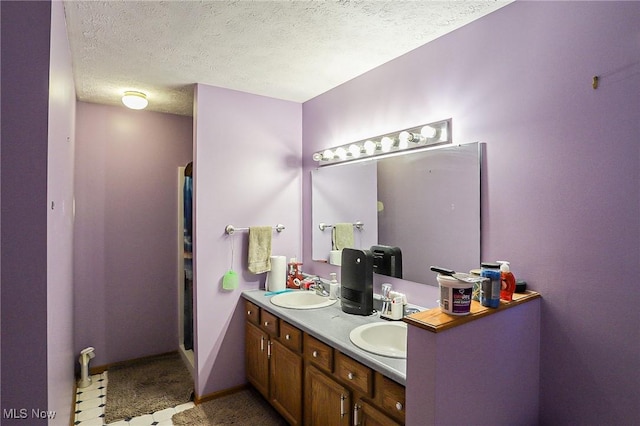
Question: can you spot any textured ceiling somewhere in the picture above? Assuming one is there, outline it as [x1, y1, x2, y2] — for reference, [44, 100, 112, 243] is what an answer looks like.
[64, 1, 511, 116]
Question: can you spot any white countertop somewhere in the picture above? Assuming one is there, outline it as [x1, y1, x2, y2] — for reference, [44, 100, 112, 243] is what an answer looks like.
[242, 289, 407, 385]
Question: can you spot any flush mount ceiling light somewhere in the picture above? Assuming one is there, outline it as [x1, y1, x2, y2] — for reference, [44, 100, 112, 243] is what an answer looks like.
[312, 118, 452, 166]
[121, 91, 148, 110]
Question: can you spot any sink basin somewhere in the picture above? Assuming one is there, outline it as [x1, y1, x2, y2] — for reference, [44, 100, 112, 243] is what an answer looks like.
[349, 322, 407, 359]
[270, 291, 337, 310]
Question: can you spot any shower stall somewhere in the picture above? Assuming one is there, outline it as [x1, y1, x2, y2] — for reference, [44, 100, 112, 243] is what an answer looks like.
[177, 163, 194, 372]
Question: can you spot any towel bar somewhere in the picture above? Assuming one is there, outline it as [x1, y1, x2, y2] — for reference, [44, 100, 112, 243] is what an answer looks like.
[225, 224, 285, 235]
[318, 221, 364, 231]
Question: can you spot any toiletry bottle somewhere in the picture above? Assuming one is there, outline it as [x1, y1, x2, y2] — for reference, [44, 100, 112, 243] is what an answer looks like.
[498, 261, 516, 302]
[480, 262, 501, 308]
[329, 273, 339, 300]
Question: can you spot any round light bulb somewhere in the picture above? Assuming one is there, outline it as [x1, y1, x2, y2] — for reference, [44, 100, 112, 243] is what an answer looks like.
[421, 125, 437, 139]
[348, 144, 361, 158]
[335, 147, 348, 160]
[312, 152, 323, 161]
[122, 91, 148, 110]
[364, 140, 376, 155]
[381, 136, 394, 153]
[322, 149, 334, 160]
[398, 131, 410, 149]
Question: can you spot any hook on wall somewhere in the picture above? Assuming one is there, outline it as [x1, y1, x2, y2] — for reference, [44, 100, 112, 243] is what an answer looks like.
[592, 75, 599, 90]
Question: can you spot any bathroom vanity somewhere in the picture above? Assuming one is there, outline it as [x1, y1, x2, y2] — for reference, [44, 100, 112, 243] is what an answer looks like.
[243, 290, 407, 425]
[243, 289, 541, 426]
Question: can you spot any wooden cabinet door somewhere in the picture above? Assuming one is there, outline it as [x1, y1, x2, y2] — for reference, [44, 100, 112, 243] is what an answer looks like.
[356, 399, 402, 426]
[270, 339, 303, 425]
[305, 365, 351, 426]
[245, 321, 269, 398]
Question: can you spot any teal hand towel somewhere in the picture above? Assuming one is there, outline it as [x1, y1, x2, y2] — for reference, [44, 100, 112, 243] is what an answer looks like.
[248, 226, 272, 274]
[332, 223, 354, 250]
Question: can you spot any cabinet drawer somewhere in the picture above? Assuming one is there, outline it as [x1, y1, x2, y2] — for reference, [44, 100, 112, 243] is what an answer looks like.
[279, 321, 302, 353]
[304, 334, 333, 373]
[357, 399, 402, 426]
[376, 373, 406, 423]
[260, 309, 279, 335]
[335, 352, 373, 397]
[245, 300, 260, 325]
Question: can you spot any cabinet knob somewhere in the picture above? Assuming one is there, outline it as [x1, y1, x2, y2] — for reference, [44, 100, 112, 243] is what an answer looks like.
[312, 350, 318, 358]
[264, 321, 269, 326]
[285, 334, 291, 340]
[396, 402, 403, 411]
[347, 372, 354, 380]
[247, 310, 252, 315]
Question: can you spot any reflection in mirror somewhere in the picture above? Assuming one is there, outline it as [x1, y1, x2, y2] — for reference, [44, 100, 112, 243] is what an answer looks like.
[311, 163, 378, 263]
[311, 142, 481, 285]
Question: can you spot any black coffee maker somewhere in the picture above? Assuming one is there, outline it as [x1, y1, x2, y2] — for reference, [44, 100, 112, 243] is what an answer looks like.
[340, 248, 374, 315]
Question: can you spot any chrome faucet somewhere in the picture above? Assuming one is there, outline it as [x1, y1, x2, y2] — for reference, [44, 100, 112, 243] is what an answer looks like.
[309, 277, 329, 297]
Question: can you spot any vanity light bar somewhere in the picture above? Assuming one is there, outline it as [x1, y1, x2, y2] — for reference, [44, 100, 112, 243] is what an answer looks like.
[313, 118, 452, 165]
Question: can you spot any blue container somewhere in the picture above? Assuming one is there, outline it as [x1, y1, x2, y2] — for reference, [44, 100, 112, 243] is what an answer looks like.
[480, 269, 501, 308]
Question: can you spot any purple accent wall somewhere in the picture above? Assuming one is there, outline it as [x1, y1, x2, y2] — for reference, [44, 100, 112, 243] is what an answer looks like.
[1, 1, 52, 422]
[47, 1, 77, 423]
[303, 2, 640, 424]
[74, 102, 193, 366]
[193, 84, 302, 397]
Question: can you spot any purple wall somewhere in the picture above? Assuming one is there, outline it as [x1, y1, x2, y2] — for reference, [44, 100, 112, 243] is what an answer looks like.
[1, 1, 52, 422]
[302, 2, 640, 424]
[47, 1, 77, 424]
[193, 84, 302, 397]
[74, 102, 193, 366]
[407, 300, 541, 425]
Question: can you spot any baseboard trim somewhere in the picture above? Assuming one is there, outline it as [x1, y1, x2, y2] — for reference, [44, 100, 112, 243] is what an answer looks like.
[194, 383, 249, 405]
[88, 350, 179, 375]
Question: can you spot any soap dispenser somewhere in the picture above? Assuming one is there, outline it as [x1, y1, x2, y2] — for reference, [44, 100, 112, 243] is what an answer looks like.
[329, 272, 339, 300]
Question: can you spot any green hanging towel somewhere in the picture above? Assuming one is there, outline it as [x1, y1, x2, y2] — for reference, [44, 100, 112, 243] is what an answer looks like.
[248, 226, 272, 274]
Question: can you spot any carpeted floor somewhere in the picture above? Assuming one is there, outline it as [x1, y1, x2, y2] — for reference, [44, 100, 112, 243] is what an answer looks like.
[172, 388, 287, 425]
[104, 352, 193, 424]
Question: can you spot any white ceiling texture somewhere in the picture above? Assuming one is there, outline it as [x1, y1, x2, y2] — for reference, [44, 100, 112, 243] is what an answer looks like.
[63, 1, 511, 116]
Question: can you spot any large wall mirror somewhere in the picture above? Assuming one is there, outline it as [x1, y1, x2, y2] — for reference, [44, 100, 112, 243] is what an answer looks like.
[311, 142, 482, 285]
